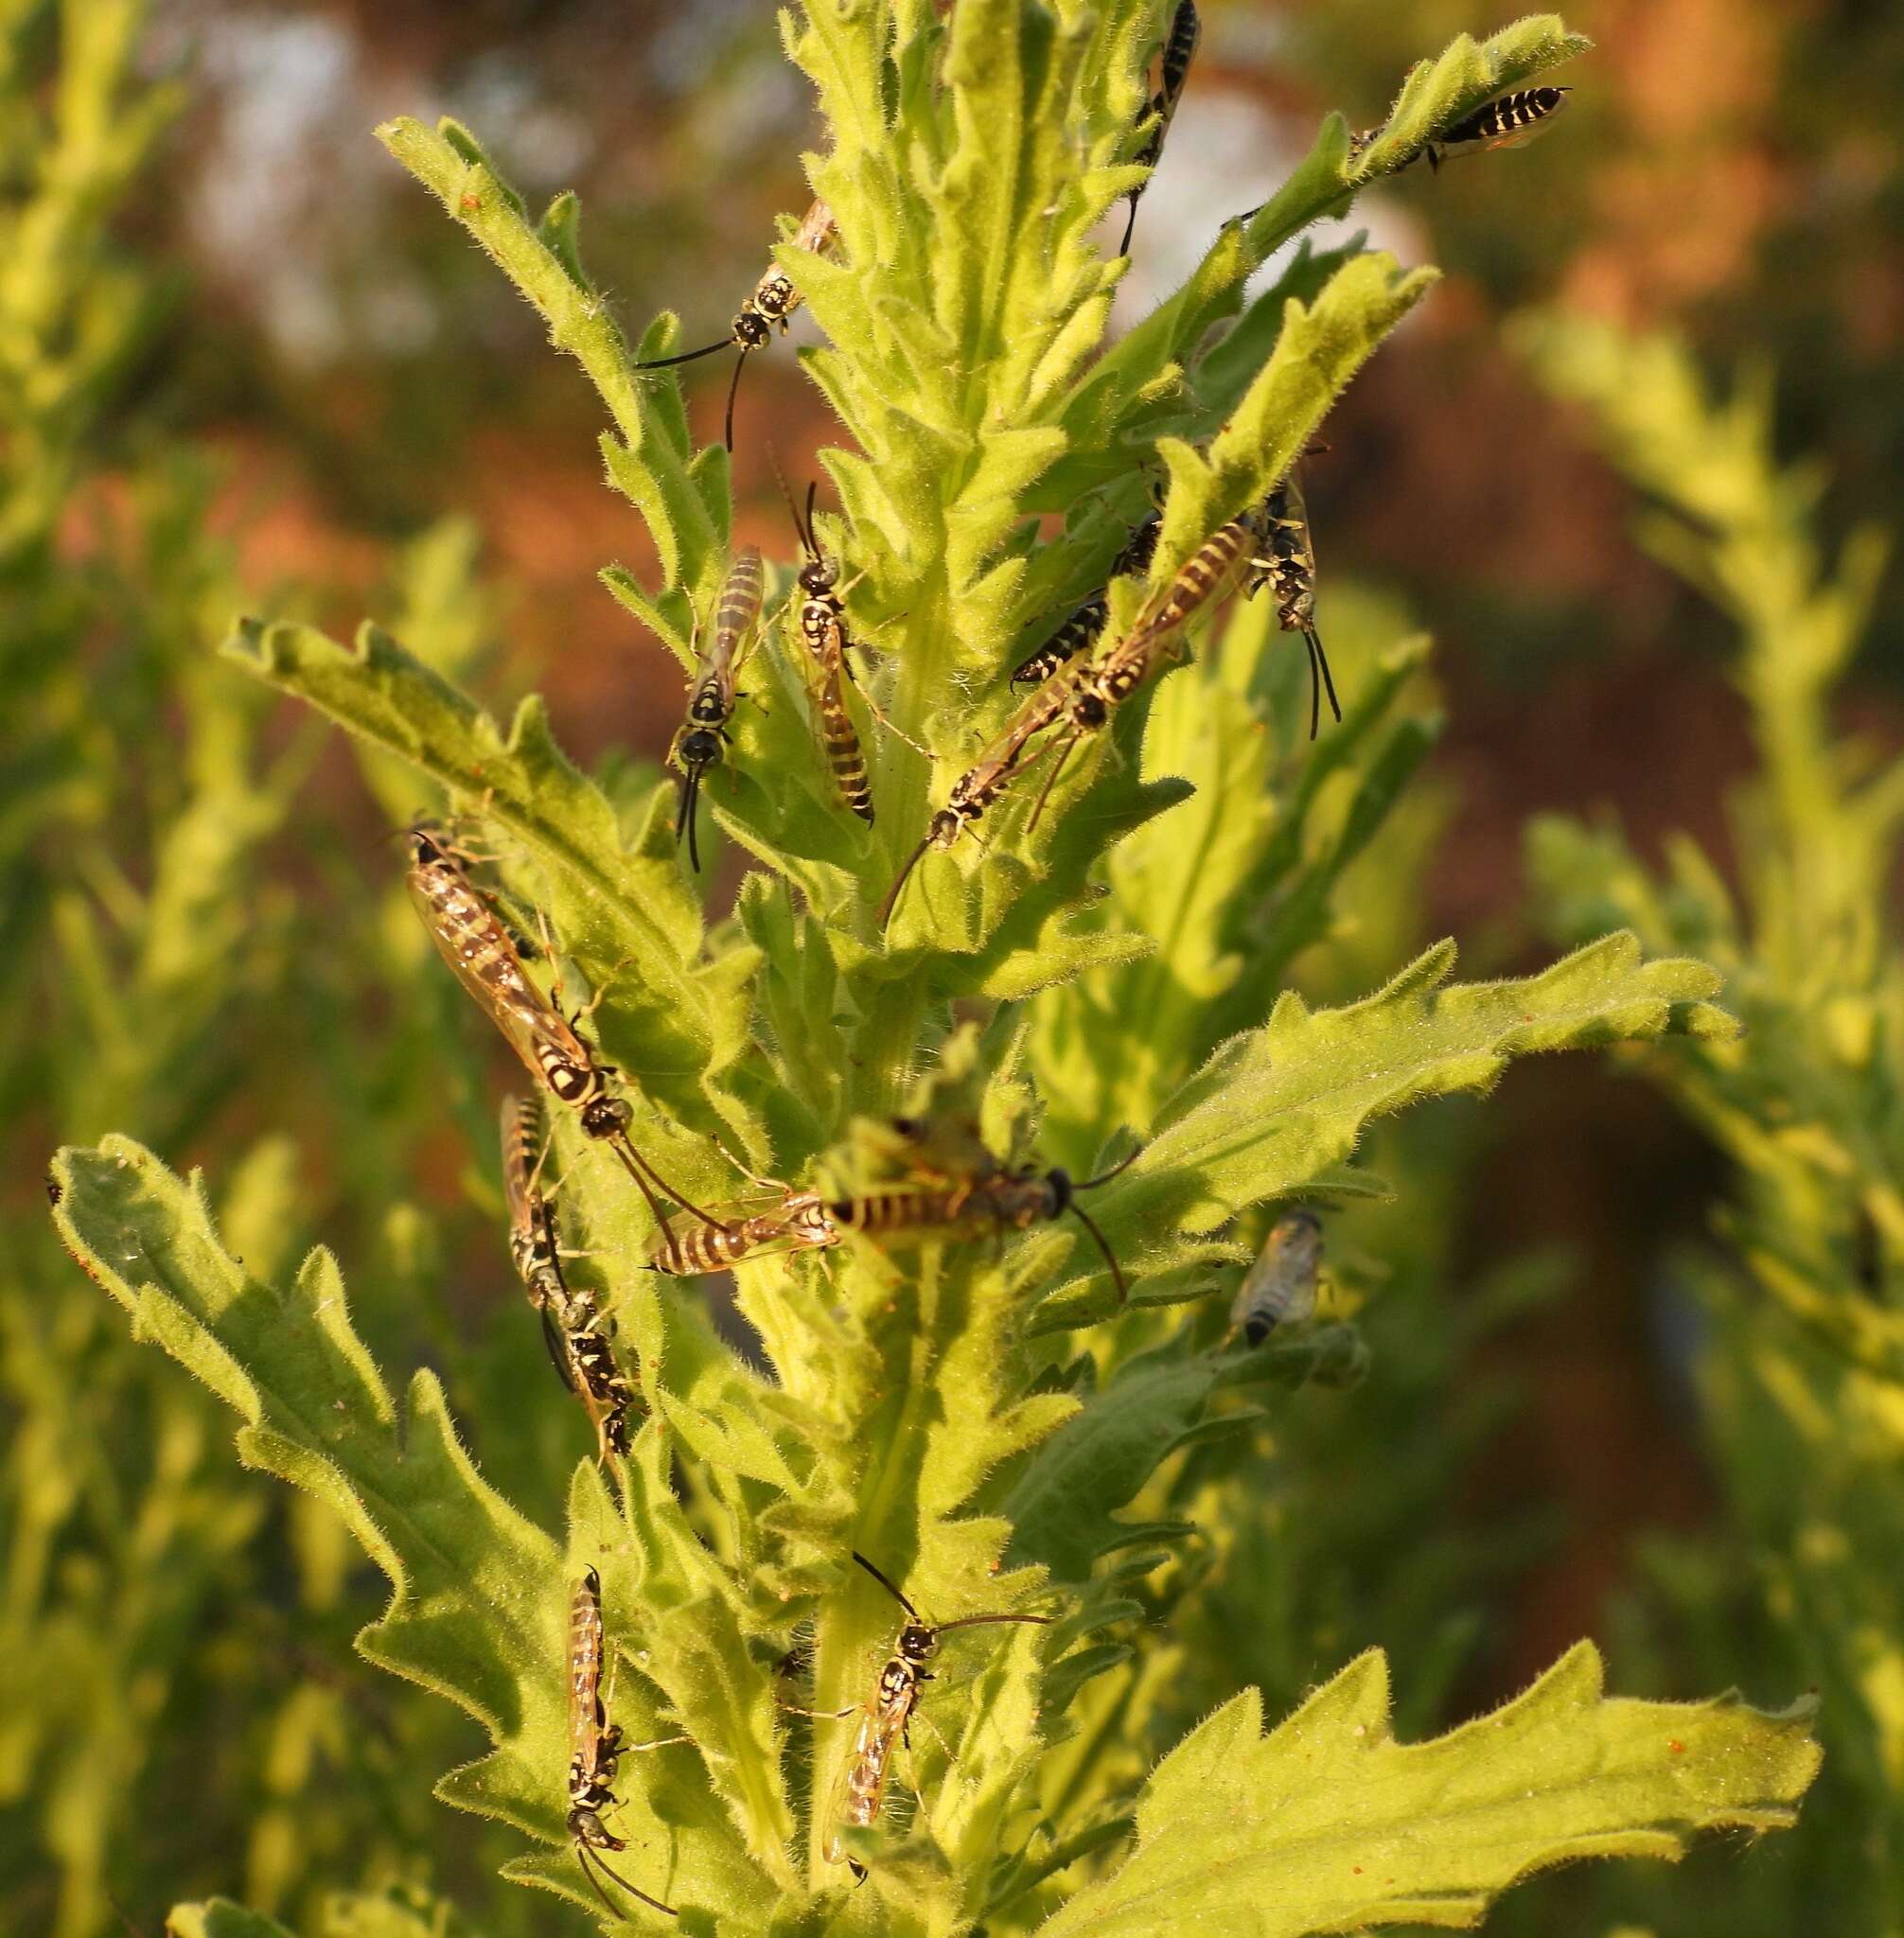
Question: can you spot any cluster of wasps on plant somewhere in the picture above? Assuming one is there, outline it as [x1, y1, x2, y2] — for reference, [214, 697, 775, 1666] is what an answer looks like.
[383, 57, 1561, 1919]
[633, 59, 1566, 906]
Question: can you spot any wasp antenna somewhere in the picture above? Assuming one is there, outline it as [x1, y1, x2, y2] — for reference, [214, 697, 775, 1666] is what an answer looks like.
[1025, 730, 1078, 834]
[935, 1611, 1055, 1634]
[1306, 633, 1321, 742]
[723, 347, 749, 453]
[1310, 627, 1342, 729]
[803, 480, 820, 557]
[877, 835, 933, 934]
[581, 1842, 679, 1920]
[766, 443, 808, 555]
[679, 767, 703, 873]
[1119, 194, 1138, 258]
[1068, 1197, 1128, 1304]
[1075, 1141, 1143, 1192]
[850, 1549, 922, 1620]
[633, 338, 732, 372]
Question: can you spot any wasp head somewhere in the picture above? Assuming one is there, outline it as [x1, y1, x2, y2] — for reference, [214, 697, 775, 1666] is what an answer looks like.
[677, 726, 724, 771]
[732, 310, 774, 350]
[897, 1622, 940, 1665]
[927, 809, 964, 851]
[580, 1095, 631, 1140]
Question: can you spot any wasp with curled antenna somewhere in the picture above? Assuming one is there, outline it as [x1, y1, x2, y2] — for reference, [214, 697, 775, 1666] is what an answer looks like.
[783, 1552, 1051, 1881]
[632, 197, 837, 452]
[1119, 1, 1201, 256]
[406, 824, 731, 1265]
[1225, 1208, 1323, 1348]
[670, 546, 765, 872]
[566, 1568, 688, 1918]
[502, 1095, 643, 1460]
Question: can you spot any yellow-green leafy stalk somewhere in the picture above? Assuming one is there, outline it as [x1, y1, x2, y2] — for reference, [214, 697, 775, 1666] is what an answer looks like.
[51, 8, 1825, 1933]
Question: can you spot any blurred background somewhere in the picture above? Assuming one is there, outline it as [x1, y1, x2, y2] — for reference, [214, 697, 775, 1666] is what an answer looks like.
[3, 0, 1899, 1933]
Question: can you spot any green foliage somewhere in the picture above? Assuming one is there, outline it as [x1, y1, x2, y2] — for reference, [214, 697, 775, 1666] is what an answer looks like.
[30, 9, 1838, 1938]
[1517, 312, 1904, 1933]
[1039, 1645, 1818, 1938]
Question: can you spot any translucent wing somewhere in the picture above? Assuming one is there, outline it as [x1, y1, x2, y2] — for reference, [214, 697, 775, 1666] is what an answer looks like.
[822, 1705, 895, 1863]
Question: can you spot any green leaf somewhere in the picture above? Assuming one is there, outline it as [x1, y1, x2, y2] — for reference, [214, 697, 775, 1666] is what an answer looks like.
[220, 615, 760, 1174]
[49, 1140, 562, 1829]
[48, 1137, 767, 1920]
[1059, 934, 1736, 1304]
[1037, 1643, 1820, 1938]
[1002, 1329, 1366, 1581]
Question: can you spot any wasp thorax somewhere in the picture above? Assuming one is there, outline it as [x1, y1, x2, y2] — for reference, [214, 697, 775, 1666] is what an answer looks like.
[897, 1623, 939, 1665]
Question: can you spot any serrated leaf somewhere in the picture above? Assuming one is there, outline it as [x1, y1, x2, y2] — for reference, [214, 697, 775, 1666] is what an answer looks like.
[1003, 1330, 1362, 1581]
[1038, 1643, 1819, 1938]
[220, 615, 758, 1172]
[1067, 934, 1737, 1287]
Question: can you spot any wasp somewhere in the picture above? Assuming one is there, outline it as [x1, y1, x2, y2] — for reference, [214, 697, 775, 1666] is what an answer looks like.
[825, 1144, 1140, 1300]
[794, 1552, 1050, 1881]
[1009, 509, 1163, 688]
[633, 197, 838, 451]
[1119, 1, 1201, 255]
[646, 1190, 839, 1276]
[1014, 500, 1272, 826]
[880, 500, 1266, 930]
[784, 480, 878, 827]
[502, 1094, 642, 1459]
[1423, 84, 1570, 170]
[671, 546, 765, 872]
[406, 824, 726, 1265]
[875, 675, 1074, 929]
[1245, 469, 1340, 739]
[1225, 1208, 1322, 1348]
[567, 1568, 687, 1919]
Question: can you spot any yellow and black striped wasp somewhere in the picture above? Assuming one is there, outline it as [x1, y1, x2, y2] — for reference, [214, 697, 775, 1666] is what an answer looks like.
[406, 823, 728, 1264]
[502, 1094, 641, 1461]
[876, 673, 1075, 929]
[566, 1568, 687, 1918]
[646, 1188, 839, 1276]
[789, 1552, 1050, 1882]
[1010, 509, 1163, 689]
[670, 546, 765, 872]
[785, 480, 878, 827]
[1354, 84, 1573, 176]
[1245, 468, 1340, 739]
[819, 1119, 1142, 1300]
[634, 196, 838, 450]
[1420, 84, 1571, 171]
[1119, 1, 1201, 255]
